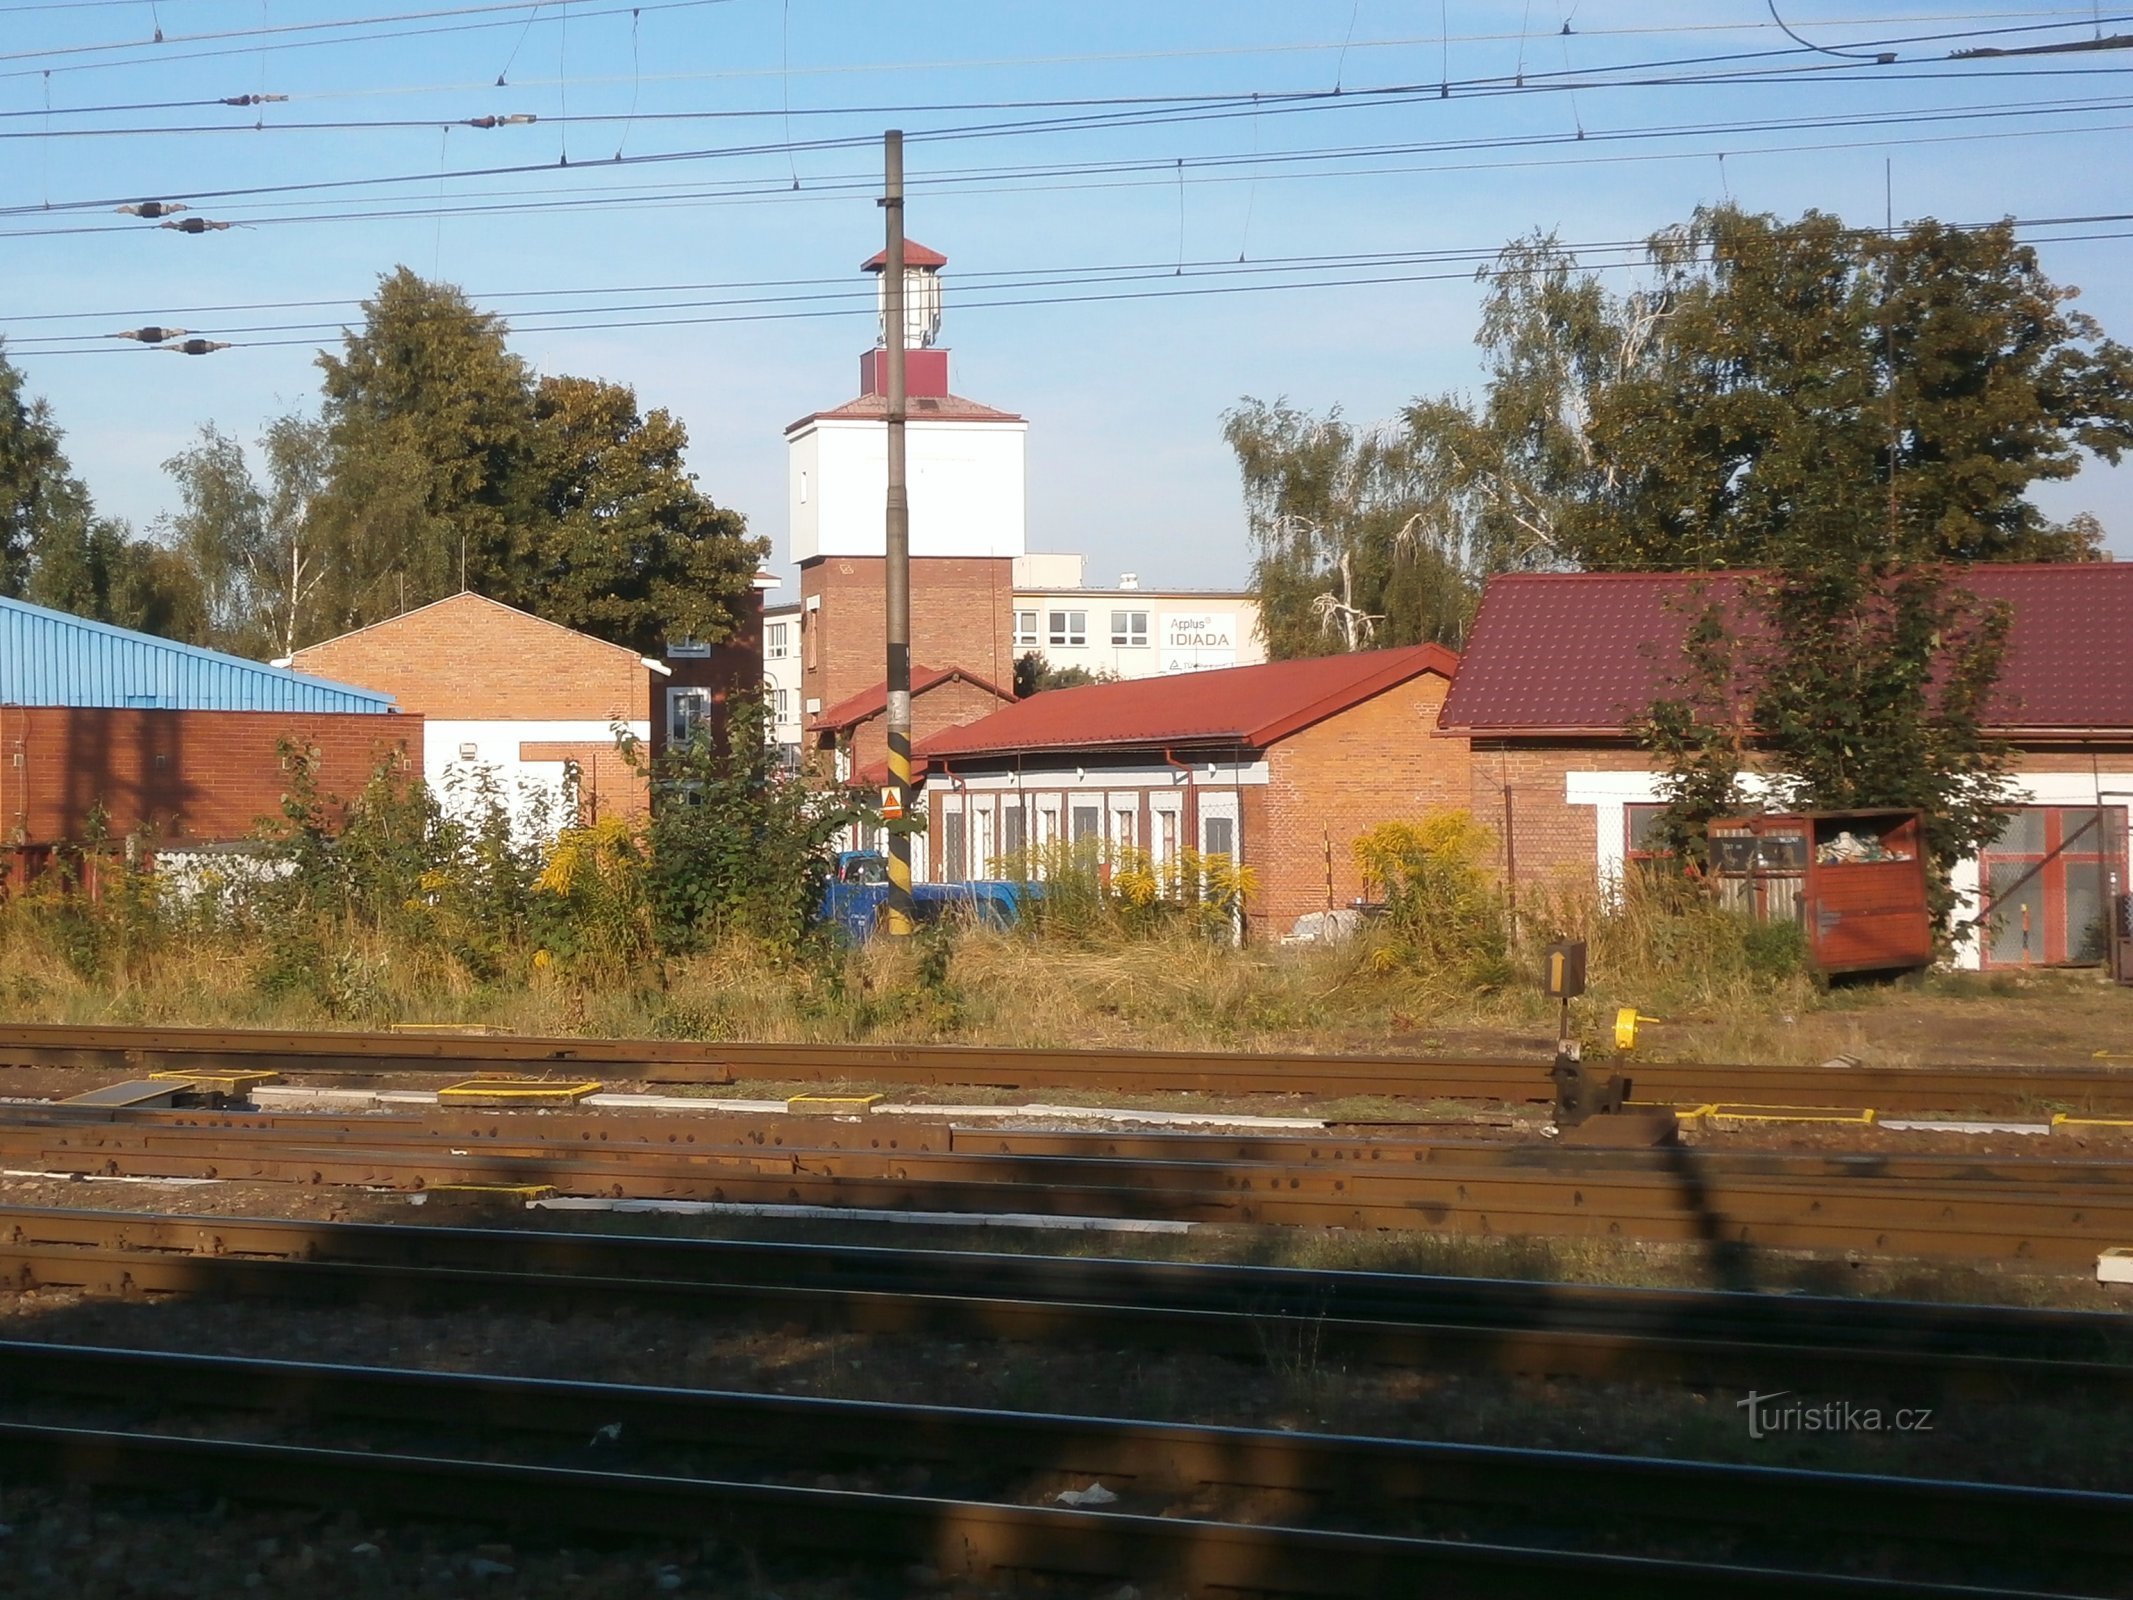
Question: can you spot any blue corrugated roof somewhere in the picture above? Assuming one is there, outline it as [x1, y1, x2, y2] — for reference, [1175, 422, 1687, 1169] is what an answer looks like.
[0, 594, 396, 713]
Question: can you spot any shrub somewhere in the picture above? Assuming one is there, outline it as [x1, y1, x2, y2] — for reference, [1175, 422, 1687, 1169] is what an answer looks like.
[1354, 811, 1512, 986]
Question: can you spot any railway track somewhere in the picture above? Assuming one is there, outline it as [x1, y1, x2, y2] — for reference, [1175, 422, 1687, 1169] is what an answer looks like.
[6, 1101, 2132, 1262]
[0, 1338, 2122, 1597]
[3, 1020, 2131, 1115]
[3, 1203, 2128, 1401]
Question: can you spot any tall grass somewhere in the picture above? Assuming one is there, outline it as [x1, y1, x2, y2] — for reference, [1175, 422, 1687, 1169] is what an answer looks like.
[0, 796, 1872, 1061]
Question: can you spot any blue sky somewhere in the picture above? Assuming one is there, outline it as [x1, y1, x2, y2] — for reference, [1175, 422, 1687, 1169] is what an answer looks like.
[5, 2, 2130, 599]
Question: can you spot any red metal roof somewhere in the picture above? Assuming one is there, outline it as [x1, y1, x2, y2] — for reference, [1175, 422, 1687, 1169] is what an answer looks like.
[788, 392, 1024, 433]
[920, 644, 1459, 761]
[810, 664, 1014, 734]
[1438, 564, 2133, 736]
[862, 240, 949, 271]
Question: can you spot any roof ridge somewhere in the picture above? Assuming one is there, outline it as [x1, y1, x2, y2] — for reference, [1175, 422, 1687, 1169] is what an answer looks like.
[296, 591, 644, 663]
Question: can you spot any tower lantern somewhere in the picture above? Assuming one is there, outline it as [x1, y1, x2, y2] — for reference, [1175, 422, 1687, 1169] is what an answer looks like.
[864, 239, 945, 350]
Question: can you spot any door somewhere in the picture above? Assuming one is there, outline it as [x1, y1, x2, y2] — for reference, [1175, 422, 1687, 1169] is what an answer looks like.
[1979, 806, 2129, 966]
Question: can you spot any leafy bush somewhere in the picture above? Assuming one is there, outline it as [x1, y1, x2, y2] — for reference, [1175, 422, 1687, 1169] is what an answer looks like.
[993, 840, 1254, 941]
[1353, 811, 1512, 986]
[637, 694, 866, 953]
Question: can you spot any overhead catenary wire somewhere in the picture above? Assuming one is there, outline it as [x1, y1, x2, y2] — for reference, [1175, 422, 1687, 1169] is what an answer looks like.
[7, 81, 2132, 221]
[7, 104, 2132, 242]
[8, 210, 2129, 353]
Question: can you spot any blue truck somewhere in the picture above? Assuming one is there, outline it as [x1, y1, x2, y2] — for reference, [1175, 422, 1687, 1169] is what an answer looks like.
[818, 851, 1034, 943]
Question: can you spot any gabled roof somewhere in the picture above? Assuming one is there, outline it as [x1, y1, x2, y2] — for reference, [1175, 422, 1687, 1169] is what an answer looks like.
[811, 664, 1015, 734]
[1438, 564, 2133, 736]
[786, 392, 1024, 433]
[292, 591, 649, 668]
[921, 643, 1459, 761]
[0, 593, 394, 713]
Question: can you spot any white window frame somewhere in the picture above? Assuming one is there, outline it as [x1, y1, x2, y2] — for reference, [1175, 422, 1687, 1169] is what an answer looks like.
[1110, 609, 1149, 647]
[1048, 609, 1087, 647]
[667, 686, 715, 744]
[1014, 609, 1040, 647]
[766, 621, 789, 660]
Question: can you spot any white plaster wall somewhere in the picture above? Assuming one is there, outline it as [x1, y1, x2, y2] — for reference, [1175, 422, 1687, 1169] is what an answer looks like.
[426, 718, 648, 835]
[1563, 767, 2133, 969]
[791, 417, 1027, 562]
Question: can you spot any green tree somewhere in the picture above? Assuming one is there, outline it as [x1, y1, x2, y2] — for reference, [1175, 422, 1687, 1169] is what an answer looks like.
[301, 268, 764, 650]
[1562, 207, 2130, 569]
[1223, 399, 1474, 657]
[0, 343, 67, 597]
[311, 268, 537, 628]
[521, 375, 762, 653]
[1012, 652, 1114, 696]
[158, 423, 272, 654]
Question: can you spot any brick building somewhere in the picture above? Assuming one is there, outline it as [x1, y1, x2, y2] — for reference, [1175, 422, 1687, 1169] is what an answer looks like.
[291, 593, 660, 825]
[1438, 566, 2133, 969]
[916, 644, 1463, 939]
[810, 665, 1015, 789]
[0, 594, 414, 882]
[656, 571, 779, 764]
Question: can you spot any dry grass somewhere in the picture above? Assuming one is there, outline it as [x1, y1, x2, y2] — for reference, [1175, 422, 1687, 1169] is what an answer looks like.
[3, 896, 2128, 1070]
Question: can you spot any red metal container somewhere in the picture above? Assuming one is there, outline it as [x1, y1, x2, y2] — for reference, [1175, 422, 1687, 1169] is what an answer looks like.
[1708, 809, 1934, 975]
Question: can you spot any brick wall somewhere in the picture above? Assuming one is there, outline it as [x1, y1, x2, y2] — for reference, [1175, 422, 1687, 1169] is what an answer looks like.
[800, 556, 1015, 717]
[1463, 740, 1653, 890]
[0, 706, 421, 848]
[292, 594, 646, 724]
[652, 588, 767, 764]
[1254, 673, 1469, 936]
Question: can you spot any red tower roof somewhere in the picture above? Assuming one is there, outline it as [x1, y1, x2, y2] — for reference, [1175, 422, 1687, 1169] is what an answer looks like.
[862, 239, 948, 271]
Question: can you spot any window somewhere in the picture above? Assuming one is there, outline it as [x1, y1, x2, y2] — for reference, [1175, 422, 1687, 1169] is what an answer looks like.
[1157, 809, 1179, 865]
[1110, 609, 1149, 647]
[1014, 610, 1040, 647]
[1625, 803, 1672, 863]
[1203, 815, 1235, 860]
[1981, 806, 2128, 966]
[1048, 609, 1087, 647]
[766, 622, 789, 660]
[943, 811, 969, 881]
[1001, 803, 1027, 860]
[668, 687, 714, 744]
[1071, 804, 1101, 843]
[1112, 806, 1136, 850]
[774, 688, 790, 719]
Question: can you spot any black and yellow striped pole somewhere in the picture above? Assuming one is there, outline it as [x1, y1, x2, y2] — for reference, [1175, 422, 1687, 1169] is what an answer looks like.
[881, 129, 916, 938]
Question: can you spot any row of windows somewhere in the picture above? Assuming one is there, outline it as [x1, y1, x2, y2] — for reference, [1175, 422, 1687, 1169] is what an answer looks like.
[936, 799, 1235, 881]
[1013, 609, 1150, 648]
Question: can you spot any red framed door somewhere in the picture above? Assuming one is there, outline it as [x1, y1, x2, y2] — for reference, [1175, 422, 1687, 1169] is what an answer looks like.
[1979, 806, 2127, 967]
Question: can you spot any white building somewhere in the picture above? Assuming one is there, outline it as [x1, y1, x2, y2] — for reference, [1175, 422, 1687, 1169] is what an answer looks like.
[762, 599, 804, 766]
[1009, 553, 1264, 681]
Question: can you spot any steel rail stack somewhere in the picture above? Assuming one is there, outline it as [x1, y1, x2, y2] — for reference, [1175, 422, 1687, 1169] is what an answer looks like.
[3, 1103, 2132, 1261]
[3, 1021, 2132, 1117]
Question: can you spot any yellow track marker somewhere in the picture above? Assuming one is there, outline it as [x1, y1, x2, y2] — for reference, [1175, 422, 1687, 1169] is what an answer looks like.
[788, 1093, 884, 1115]
[437, 1079, 602, 1106]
